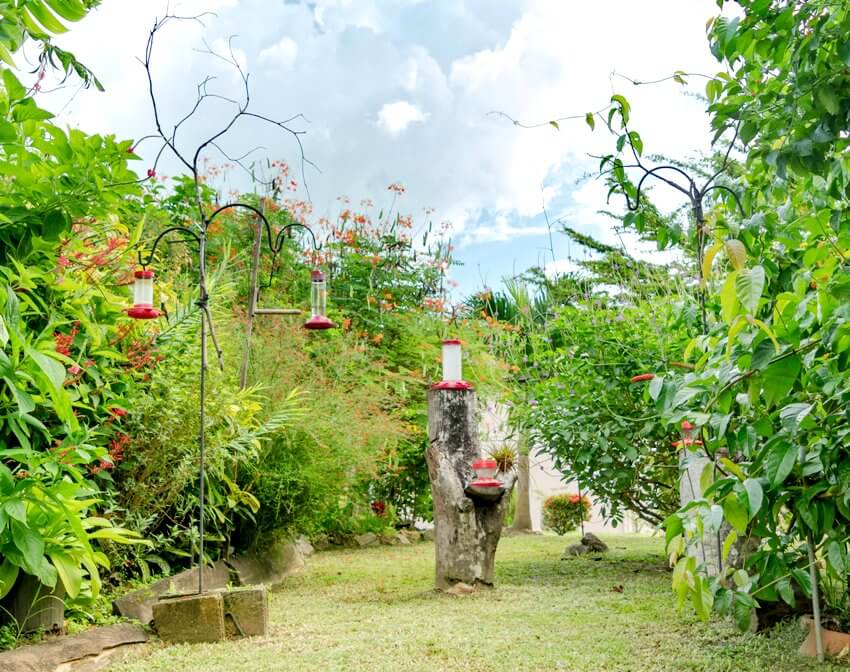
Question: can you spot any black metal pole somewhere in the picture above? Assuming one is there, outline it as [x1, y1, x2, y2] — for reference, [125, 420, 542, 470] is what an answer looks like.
[198, 232, 207, 595]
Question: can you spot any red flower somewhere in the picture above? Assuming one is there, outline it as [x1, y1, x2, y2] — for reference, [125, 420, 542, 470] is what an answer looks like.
[146, 168, 156, 178]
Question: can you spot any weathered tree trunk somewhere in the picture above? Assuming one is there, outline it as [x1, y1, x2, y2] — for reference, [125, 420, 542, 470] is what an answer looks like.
[426, 388, 516, 590]
[511, 449, 534, 532]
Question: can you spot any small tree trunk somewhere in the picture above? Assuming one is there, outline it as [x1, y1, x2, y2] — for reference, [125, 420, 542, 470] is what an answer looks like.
[511, 450, 533, 532]
[426, 388, 516, 590]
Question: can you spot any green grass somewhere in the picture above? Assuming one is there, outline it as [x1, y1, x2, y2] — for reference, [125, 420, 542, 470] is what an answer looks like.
[106, 534, 844, 671]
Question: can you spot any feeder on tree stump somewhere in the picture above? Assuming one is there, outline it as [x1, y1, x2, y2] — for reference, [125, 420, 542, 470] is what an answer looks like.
[465, 458, 505, 502]
[426, 339, 516, 591]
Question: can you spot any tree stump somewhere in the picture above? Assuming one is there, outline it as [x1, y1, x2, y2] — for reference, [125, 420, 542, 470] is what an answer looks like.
[426, 388, 516, 590]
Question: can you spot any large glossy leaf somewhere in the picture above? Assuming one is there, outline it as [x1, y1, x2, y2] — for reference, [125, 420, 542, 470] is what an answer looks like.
[761, 355, 800, 407]
[724, 239, 747, 271]
[48, 550, 82, 598]
[779, 402, 813, 433]
[721, 271, 739, 323]
[11, 519, 44, 573]
[0, 559, 19, 599]
[735, 265, 765, 314]
[765, 440, 796, 487]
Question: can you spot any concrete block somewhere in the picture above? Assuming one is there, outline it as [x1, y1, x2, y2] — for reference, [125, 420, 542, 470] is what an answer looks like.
[152, 592, 225, 644]
[113, 561, 231, 624]
[221, 586, 268, 638]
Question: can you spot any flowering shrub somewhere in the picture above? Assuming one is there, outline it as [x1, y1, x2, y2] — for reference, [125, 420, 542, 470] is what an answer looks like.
[543, 493, 591, 536]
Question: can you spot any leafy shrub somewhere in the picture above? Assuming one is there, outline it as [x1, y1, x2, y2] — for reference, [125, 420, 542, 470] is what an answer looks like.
[542, 494, 591, 535]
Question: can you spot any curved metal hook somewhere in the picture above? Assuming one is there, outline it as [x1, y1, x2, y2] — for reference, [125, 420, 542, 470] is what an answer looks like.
[625, 165, 695, 212]
[272, 222, 320, 254]
[701, 184, 747, 218]
[138, 226, 202, 267]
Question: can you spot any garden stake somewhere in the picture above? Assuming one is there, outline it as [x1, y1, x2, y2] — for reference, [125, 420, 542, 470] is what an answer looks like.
[133, 205, 328, 594]
[807, 533, 824, 662]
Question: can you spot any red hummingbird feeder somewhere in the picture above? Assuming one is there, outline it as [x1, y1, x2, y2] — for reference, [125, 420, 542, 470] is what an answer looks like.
[127, 269, 161, 320]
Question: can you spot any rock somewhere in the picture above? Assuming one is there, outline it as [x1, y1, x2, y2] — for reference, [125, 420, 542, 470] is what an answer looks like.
[112, 561, 230, 625]
[153, 592, 225, 644]
[295, 536, 314, 557]
[311, 534, 332, 551]
[354, 532, 379, 547]
[581, 533, 609, 553]
[400, 529, 422, 543]
[221, 586, 268, 639]
[422, 528, 436, 542]
[444, 582, 475, 596]
[228, 539, 305, 587]
[0, 623, 147, 672]
[378, 532, 402, 546]
[397, 534, 411, 545]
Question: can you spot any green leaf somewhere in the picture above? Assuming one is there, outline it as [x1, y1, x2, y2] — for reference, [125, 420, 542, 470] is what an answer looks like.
[722, 530, 738, 564]
[724, 239, 747, 271]
[733, 592, 756, 631]
[48, 551, 82, 598]
[702, 241, 724, 281]
[11, 98, 54, 122]
[839, 42, 850, 68]
[26, 2, 69, 34]
[11, 519, 44, 573]
[816, 87, 840, 115]
[779, 402, 813, 433]
[765, 440, 796, 487]
[742, 478, 763, 519]
[761, 355, 800, 407]
[721, 271, 739, 323]
[549, 120, 559, 130]
[4, 498, 27, 523]
[27, 348, 65, 391]
[735, 266, 765, 314]
[45, 0, 89, 22]
[2, 69, 26, 101]
[584, 113, 595, 130]
[723, 493, 748, 533]
[826, 540, 846, 575]
[0, 560, 19, 599]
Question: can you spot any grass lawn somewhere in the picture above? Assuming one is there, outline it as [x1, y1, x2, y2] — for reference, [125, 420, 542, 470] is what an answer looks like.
[106, 533, 843, 672]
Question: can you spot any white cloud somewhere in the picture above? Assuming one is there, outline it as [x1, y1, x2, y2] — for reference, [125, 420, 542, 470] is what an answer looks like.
[376, 100, 429, 137]
[460, 214, 548, 246]
[259, 37, 298, 70]
[43, 0, 725, 293]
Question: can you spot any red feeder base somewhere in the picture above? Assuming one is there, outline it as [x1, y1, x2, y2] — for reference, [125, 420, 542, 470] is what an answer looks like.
[304, 315, 336, 330]
[431, 380, 473, 390]
[127, 304, 161, 320]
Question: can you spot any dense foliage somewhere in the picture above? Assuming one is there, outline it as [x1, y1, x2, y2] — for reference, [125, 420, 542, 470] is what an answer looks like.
[586, 0, 850, 632]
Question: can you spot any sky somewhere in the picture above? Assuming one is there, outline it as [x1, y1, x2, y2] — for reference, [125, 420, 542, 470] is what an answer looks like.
[34, 0, 726, 297]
